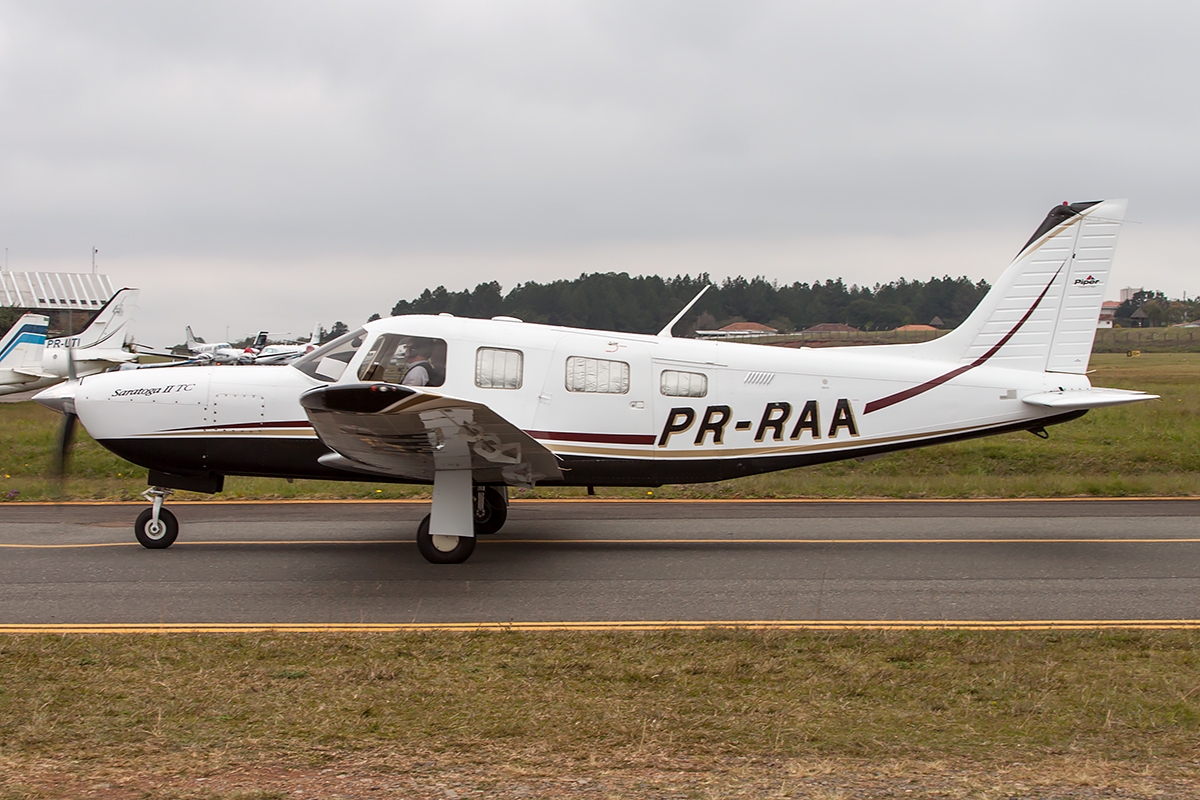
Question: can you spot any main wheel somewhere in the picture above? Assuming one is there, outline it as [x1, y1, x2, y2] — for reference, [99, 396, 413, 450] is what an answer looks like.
[473, 486, 508, 535]
[416, 514, 476, 564]
[134, 507, 179, 549]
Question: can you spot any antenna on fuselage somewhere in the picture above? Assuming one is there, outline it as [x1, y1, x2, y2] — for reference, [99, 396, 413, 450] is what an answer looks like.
[656, 285, 711, 339]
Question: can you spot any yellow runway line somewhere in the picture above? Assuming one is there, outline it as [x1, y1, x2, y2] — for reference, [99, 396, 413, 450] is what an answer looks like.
[3, 536, 1200, 549]
[3, 496, 1199, 507]
[3, 620, 1200, 634]
[4, 536, 1200, 549]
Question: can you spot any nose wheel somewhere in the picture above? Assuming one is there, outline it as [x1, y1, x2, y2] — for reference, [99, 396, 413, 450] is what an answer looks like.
[135, 487, 178, 549]
[135, 507, 179, 548]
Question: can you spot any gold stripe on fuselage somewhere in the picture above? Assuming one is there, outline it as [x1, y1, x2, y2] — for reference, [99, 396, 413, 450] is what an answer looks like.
[540, 419, 998, 460]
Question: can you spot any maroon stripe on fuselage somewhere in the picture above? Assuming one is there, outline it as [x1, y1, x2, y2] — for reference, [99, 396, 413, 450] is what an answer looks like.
[160, 420, 315, 433]
[525, 430, 657, 445]
[864, 263, 1065, 415]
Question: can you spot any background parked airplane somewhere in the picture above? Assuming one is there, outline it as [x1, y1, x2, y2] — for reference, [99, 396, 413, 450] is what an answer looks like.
[0, 313, 49, 396]
[254, 324, 321, 364]
[184, 326, 264, 364]
[0, 288, 142, 396]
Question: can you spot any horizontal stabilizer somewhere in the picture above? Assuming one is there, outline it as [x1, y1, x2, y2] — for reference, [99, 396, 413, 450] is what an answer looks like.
[1021, 387, 1158, 410]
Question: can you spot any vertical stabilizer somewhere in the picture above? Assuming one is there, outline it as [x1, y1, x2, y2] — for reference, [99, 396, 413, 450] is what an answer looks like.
[61, 288, 139, 349]
[926, 199, 1126, 373]
[0, 314, 49, 371]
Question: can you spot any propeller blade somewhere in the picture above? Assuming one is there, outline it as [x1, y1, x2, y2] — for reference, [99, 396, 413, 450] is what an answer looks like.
[66, 346, 76, 382]
[52, 411, 78, 480]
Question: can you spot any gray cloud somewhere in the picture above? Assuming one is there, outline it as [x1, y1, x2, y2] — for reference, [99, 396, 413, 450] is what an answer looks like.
[1, 1, 1197, 342]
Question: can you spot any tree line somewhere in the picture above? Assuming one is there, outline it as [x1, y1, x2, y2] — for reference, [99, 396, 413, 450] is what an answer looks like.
[381, 273, 992, 335]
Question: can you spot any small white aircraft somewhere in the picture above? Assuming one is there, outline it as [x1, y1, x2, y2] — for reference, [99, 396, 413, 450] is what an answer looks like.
[184, 326, 264, 364]
[254, 324, 321, 365]
[0, 314, 50, 396]
[37, 200, 1156, 563]
[0, 288, 141, 396]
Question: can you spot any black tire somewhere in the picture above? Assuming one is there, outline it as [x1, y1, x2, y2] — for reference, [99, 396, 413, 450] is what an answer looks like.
[416, 513, 476, 564]
[473, 486, 508, 535]
[134, 507, 179, 549]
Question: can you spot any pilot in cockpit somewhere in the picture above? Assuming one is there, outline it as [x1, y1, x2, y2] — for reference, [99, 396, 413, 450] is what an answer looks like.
[401, 340, 436, 386]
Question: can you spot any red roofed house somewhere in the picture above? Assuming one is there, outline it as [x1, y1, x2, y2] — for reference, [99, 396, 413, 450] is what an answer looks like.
[1098, 300, 1120, 329]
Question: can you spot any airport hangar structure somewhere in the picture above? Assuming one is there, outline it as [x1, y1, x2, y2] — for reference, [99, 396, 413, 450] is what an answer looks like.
[0, 270, 118, 337]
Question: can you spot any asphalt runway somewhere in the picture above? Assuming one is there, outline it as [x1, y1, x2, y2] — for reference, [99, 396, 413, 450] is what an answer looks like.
[1, 499, 1199, 630]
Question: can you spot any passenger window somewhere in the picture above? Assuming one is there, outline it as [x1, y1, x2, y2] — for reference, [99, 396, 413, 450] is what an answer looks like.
[476, 348, 523, 389]
[356, 334, 446, 386]
[565, 356, 630, 394]
[660, 370, 708, 397]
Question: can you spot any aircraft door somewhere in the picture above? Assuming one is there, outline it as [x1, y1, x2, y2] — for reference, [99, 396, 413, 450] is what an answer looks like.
[532, 337, 655, 456]
[652, 362, 718, 458]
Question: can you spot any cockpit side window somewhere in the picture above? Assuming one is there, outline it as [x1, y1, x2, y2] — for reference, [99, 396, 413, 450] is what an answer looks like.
[291, 328, 367, 382]
[356, 334, 446, 386]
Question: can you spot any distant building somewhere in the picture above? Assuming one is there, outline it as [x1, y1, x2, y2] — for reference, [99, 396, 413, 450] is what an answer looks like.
[1130, 306, 1149, 328]
[895, 324, 937, 332]
[694, 321, 779, 340]
[1098, 300, 1120, 329]
[1120, 287, 1143, 303]
[928, 316, 944, 328]
[1, 270, 117, 335]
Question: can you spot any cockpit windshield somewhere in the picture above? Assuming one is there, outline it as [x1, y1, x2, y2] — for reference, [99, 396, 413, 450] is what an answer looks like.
[291, 328, 367, 382]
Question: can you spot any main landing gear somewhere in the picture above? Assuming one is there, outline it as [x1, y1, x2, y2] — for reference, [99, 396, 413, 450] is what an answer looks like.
[135, 487, 178, 549]
[415, 485, 507, 564]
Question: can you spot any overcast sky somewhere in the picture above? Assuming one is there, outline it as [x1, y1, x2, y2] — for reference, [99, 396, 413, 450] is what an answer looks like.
[2, 1, 1197, 345]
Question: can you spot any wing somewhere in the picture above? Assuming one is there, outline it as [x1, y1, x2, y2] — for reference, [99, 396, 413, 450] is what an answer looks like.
[299, 383, 563, 486]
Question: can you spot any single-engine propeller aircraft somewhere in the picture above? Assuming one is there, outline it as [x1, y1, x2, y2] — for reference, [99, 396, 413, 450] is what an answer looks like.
[36, 199, 1157, 563]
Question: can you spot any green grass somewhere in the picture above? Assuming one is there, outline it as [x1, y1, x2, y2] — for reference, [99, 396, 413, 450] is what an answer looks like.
[1, 631, 1199, 796]
[1, 353, 1196, 501]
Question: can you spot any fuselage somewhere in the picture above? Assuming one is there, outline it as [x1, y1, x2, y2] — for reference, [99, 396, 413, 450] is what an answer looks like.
[66, 314, 1089, 487]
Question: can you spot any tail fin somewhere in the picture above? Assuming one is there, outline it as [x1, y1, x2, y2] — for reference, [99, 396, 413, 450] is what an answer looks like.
[926, 199, 1127, 373]
[251, 330, 269, 350]
[58, 288, 139, 350]
[185, 326, 201, 349]
[0, 314, 49, 371]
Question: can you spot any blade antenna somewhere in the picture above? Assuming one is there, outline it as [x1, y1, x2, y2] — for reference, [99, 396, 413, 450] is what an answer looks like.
[657, 285, 711, 338]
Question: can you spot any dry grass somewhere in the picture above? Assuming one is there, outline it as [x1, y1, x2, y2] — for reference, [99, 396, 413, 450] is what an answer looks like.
[2, 631, 1199, 797]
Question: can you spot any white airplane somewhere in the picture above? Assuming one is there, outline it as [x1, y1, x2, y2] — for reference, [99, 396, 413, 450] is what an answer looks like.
[254, 324, 321, 365]
[184, 326, 264, 364]
[36, 199, 1156, 564]
[0, 314, 50, 396]
[0, 288, 141, 396]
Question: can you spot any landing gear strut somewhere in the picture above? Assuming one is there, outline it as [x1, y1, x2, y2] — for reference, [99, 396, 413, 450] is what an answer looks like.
[415, 484, 508, 564]
[135, 487, 178, 549]
[473, 485, 508, 535]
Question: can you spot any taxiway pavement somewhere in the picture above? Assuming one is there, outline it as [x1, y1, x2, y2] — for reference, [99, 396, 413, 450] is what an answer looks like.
[1, 499, 1198, 627]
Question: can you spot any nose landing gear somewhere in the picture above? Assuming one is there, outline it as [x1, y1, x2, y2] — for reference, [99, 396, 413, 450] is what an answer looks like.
[135, 487, 178, 549]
